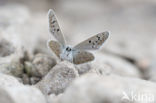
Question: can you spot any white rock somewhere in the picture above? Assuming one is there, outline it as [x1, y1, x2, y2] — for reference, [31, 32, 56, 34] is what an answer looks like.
[57, 74, 156, 103]
[91, 52, 141, 78]
[0, 85, 46, 103]
[0, 72, 46, 103]
[36, 61, 79, 95]
[0, 4, 49, 55]
[0, 73, 22, 87]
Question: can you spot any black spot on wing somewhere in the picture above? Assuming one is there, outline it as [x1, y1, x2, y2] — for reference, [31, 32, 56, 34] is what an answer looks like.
[52, 21, 56, 24]
[57, 29, 59, 32]
[96, 35, 101, 40]
[89, 40, 91, 43]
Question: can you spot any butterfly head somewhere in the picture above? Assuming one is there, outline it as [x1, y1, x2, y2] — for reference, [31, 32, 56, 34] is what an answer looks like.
[65, 46, 72, 52]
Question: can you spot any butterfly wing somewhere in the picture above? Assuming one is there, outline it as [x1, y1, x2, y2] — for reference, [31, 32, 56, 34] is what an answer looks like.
[73, 50, 94, 64]
[48, 9, 66, 45]
[74, 31, 109, 50]
[47, 40, 62, 58]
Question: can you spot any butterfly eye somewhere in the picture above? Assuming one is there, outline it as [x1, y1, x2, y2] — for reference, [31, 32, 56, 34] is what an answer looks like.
[66, 47, 71, 51]
[66, 47, 70, 51]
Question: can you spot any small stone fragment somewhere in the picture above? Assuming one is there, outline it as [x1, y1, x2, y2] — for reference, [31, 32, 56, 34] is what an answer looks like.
[24, 61, 33, 76]
[30, 77, 40, 85]
[22, 74, 30, 84]
[75, 63, 92, 75]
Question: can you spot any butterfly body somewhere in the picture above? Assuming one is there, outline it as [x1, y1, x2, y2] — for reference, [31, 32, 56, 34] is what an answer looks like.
[47, 9, 109, 65]
[60, 45, 73, 62]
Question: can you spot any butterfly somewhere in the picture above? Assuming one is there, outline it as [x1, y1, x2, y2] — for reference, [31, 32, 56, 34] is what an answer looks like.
[47, 9, 109, 65]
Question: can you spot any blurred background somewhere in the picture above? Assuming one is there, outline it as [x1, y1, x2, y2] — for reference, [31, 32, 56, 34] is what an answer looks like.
[1, 1, 156, 103]
[0, 0, 156, 78]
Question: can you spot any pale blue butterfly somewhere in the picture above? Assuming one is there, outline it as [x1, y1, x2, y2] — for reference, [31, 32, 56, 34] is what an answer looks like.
[47, 9, 109, 64]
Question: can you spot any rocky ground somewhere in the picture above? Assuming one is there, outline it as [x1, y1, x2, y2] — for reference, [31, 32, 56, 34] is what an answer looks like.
[0, 0, 156, 103]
